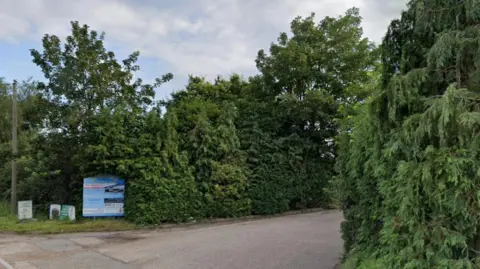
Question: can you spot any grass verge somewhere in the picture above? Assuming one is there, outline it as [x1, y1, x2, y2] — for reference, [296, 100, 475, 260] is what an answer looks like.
[0, 202, 328, 235]
[0, 202, 136, 234]
[0, 218, 137, 234]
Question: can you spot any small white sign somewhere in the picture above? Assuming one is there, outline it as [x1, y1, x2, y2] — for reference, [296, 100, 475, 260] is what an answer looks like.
[68, 206, 76, 221]
[49, 204, 61, 219]
[18, 200, 33, 220]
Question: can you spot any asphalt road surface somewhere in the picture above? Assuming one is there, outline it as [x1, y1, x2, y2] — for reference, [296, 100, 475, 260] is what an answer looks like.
[0, 210, 343, 269]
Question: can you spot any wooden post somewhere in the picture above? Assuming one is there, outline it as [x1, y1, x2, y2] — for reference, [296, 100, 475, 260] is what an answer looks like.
[11, 80, 18, 215]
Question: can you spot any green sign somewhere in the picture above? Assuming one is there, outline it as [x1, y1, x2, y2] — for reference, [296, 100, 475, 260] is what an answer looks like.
[59, 205, 76, 221]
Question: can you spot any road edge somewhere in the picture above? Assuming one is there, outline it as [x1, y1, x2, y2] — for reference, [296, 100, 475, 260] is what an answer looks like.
[139, 207, 335, 231]
[0, 256, 14, 269]
[1, 208, 340, 236]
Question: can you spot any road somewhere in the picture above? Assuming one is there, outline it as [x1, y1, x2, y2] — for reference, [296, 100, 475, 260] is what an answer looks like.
[0, 210, 343, 269]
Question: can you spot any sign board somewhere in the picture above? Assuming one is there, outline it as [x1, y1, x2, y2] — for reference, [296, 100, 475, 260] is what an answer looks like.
[18, 200, 33, 220]
[83, 177, 125, 217]
[68, 205, 76, 221]
[59, 205, 76, 221]
[49, 204, 61, 219]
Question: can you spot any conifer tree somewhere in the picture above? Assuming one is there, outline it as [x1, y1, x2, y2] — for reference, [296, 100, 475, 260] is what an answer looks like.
[339, 0, 480, 267]
[123, 111, 201, 224]
[164, 78, 251, 218]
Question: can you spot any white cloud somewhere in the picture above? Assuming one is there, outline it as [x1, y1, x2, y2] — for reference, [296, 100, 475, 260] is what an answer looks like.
[0, 0, 407, 79]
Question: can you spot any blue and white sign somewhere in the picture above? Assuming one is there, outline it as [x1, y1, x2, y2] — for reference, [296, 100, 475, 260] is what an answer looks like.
[82, 176, 125, 217]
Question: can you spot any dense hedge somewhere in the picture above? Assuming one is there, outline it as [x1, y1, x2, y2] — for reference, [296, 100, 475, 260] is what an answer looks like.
[1, 9, 376, 226]
[338, 0, 480, 268]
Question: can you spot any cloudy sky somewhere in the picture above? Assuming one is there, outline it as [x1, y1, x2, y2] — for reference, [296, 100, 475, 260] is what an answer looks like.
[0, 0, 407, 99]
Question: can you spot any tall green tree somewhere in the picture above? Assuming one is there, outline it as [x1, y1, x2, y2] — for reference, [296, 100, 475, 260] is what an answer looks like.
[164, 77, 251, 218]
[338, 1, 480, 268]
[241, 8, 377, 214]
[85, 106, 200, 224]
[0, 78, 47, 205]
[256, 7, 376, 101]
[29, 21, 172, 209]
[0, 7, 381, 227]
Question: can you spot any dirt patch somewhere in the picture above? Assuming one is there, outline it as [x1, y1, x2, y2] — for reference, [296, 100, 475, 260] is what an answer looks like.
[99, 233, 144, 244]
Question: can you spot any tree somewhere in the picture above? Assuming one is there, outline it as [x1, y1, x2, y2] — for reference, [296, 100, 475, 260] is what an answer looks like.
[0, 7, 380, 227]
[28, 21, 172, 209]
[240, 8, 377, 214]
[164, 77, 251, 218]
[338, 0, 480, 267]
[85, 107, 201, 224]
[0, 78, 47, 206]
[256, 7, 376, 101]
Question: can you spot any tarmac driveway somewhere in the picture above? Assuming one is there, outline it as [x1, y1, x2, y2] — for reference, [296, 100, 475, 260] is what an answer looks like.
[0, 210, 343, 269]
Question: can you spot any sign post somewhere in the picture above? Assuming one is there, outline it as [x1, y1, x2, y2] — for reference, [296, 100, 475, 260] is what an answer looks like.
[49, 204, 61, 219]
[59, 205, 76, 221]
[82, 177, 125, 217]
[18, 200, 32, 220]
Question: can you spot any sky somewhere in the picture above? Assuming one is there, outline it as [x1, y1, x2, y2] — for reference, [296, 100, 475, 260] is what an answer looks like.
[0, 0, 407, 100]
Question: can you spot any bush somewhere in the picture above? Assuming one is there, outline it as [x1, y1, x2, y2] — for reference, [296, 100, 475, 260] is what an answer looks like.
[337, 1, 480, 267]
[126, 172, 201, 224]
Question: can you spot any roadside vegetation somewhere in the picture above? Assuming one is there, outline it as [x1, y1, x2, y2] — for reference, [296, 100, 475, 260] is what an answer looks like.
[337, 0, 480, 268]
[0, 202, 135, 234]
[2, 1, 480, 268]
[0, 8, 375, 227]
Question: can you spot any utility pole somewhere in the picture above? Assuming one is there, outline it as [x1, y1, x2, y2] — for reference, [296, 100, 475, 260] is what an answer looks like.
[11, 80, 18, 215]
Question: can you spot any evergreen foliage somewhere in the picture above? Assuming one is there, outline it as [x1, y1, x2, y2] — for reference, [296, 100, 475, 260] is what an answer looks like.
[165, 81, 251, 218]
[338, 0, 480, 267]
[1, 9, 375, 227]
[244, 8, 377, 214]
[3, 2, 476, 267]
